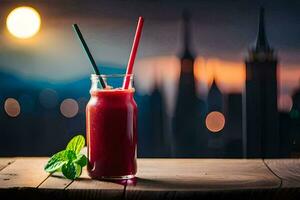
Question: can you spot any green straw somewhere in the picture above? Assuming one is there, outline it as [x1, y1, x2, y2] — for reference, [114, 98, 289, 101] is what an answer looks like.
[72, 24, 106, 88]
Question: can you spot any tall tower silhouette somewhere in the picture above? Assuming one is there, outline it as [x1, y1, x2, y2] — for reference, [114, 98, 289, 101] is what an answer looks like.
[207, 79, 223, 112]
[243, 8, 279, 158]
[206, 79, 225, 156]
[173, 11, 201, 157]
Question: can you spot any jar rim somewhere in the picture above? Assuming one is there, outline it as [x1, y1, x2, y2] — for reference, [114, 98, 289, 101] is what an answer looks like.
[91, 74, 133, 79]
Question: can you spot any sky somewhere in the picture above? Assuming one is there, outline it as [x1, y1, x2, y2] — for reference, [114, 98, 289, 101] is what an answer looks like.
[0, 0, 300, 109]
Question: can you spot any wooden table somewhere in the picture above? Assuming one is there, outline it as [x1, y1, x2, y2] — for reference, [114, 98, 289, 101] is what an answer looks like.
[0, 158, 300, 199]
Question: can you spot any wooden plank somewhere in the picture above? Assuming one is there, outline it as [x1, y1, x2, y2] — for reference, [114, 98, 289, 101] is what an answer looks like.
[265, 159, 300, 188]
[0, 157, 49, 188]
[0, 158, 15, 171]
[2, 157, 299, 200]
[66, 168, 125, 200]
[38, 170, 74, 200]
[38, 172, 72, 189]
[126, 159, 281, 193]
[36, 158, 74, 200]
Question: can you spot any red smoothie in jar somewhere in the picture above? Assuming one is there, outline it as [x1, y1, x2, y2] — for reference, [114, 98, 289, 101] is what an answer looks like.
[86, 75, 137, 179]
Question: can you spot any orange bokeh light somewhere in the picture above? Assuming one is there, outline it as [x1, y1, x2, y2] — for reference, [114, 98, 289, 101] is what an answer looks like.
[4, 98, 21, 117]
[205, 111, 225, 133]
[60, 98, 79, 118]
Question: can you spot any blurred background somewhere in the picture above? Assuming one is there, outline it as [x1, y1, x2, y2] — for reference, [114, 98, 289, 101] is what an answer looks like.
[0, 0, 299, 158]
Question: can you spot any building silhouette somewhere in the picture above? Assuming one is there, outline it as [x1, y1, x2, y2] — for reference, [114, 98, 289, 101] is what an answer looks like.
[135, 91, 151, 157]
[278, 112, 293, 157]
[289, 85, 300, 157]
[224, 93, 243, 157]
[148, 79, 169, 157]
[207, 79, 223, 112]
[172, 12, 202, 157]
[292, 82, 300, 112]
[205, 79, 225, 156]
[243, 8, 279, 158]
[135, 73, 170, 157]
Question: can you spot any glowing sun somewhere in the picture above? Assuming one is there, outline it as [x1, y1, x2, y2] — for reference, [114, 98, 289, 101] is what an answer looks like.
[6, 6, 41, 39]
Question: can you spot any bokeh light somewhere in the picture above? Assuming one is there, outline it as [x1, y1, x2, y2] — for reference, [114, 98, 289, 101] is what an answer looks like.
[205, 111, 225, 132]
[6, 6, 41, 39]
[4, 98, 21, 117]
[60, 99, 79, 118]
[39, 89, 58, 109]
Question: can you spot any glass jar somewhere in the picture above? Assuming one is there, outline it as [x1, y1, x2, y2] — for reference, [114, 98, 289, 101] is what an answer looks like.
[86, 74, 137, 179]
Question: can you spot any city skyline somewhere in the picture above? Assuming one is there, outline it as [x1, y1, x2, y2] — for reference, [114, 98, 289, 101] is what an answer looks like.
[0, 1, 299, 114]
[0, 0, 299, 158]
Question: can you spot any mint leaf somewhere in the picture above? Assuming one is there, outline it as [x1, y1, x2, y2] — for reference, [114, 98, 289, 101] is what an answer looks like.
[45, 134, 86, 180]
[66, 135, 85, 154]
[74, 154, 87, 167]
[75, 163, 82, 178]
[45, 159, 66, 173]
[62, 161, 76, 180]
[65, 150, 77, 161]
[44, 150, 76, 173]
[62, 161, 82, 180]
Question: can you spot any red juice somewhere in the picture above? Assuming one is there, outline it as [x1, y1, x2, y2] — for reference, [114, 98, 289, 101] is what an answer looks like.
[86, 88, 137, 179]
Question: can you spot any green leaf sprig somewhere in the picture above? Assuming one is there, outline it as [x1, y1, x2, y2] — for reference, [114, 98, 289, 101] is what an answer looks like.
[44, 135, 87, 180]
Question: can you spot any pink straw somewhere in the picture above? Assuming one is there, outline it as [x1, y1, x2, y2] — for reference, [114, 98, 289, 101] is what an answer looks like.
[123, 16, 144, 89]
